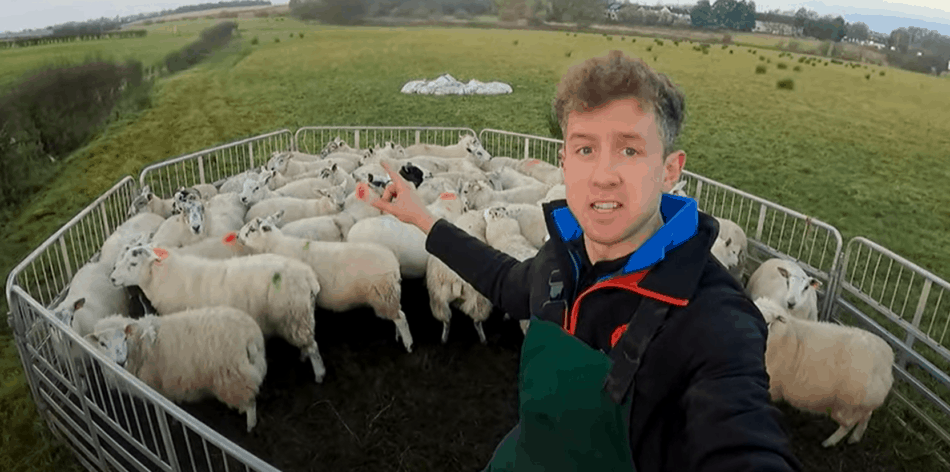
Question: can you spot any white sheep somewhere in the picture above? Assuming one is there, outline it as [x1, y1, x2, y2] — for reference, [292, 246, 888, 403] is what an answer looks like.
[241, 174, 336, 207]
[484, 206, 539, 335]
[149, 201, 205, 248]
[266, 151, 346, 178]
[219, 168, 262, 194]
[486, 156, 521, 172]
[99, 212, 166, 268]
[173, 232, 254, 259]
[426, 209, 493, 344]
[346, 214, 430, 279]
[754, 296, 894, 448]
[320, 136, 359, 157]
[425, 191, 466, 222]
[488, 202, 547, 249]
[404, 133, 480, 158]
[669, 180, 689, 197]
[237, 213, 414, 352]
[85, 307, 267, 432]
[280, 216, 345, 242]
[109, 243, 327, 383]
[51, 260, 131, 338]
[513, 158, 564, 186]
[243, 185, 345, 226]
[127, 185, 176, 218]
[747, 258, 821, 322]
[539, 184, 566, 205]
[461, 179, 551, 211]
[316, 163, 356, 195]
[487, 166, 544, 191]
[710, 217, 748, 278]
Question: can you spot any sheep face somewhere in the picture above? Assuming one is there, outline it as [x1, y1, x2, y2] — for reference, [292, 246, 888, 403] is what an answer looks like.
[111, 246, 159, 288]
[128, 193, 150, 217]
[86, 324, 131, 366]
[776, 266, 822, 313]
[461, 180, 489, 211]
[318, 164, 344, 185]
[236, 217, 277, 249]
[483, 206, 508, 223]
[172, 187, 201, 214]
[486, 169, 505, 191]
[366, 173, 391, 191]
[320, 137, 345, 157]
[316, 183, 347, 211]
[711, 236, 740, 269]
[51, 298, 85, 327]
[399, 163, 425, 188]
[359, 148, 375, 166]
[265, 152, 290, 174]
[240, 173, 271, 206]
[182, 200, 205, 235]
[465, 142, 491, 165]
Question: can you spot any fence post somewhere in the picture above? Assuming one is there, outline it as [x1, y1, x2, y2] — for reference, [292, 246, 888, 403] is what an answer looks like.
[59, 238, 73, 280]
[198, 156, 206, 185]
[900, 280, 932, 369]
[524, 138, 530, 161]
[354, 130, 361, 149]
[248, 143, 254, 170]
[415, 130, 421, 145]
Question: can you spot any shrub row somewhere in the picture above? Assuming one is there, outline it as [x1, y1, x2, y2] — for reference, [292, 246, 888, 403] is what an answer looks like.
[163, 21, 239, 73]
[0, 59, 149, 211]
[0, 30, 147, 49]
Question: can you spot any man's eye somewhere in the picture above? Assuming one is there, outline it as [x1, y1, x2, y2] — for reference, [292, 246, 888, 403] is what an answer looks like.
[577, 147, 592, 155]
[623, 148, 638, 157]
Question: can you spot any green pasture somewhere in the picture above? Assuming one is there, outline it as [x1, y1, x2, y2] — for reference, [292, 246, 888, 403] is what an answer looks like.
[2, 16, 950, 471]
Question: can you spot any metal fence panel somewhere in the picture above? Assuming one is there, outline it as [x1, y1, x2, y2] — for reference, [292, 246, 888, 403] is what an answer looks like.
[830, 236, 950, 445]
[138, 129, 294, 198]
[675, 171, 844, 321]
[295, 126, 478, 156]
[5, 172, 281, 470]
[478, 128, 562, 165]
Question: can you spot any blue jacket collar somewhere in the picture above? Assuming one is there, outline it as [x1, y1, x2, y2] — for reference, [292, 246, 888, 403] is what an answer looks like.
[543, 194, 699, 281]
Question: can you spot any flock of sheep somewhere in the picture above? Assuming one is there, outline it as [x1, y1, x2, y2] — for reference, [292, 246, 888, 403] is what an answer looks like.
[40, 132, 894, 449]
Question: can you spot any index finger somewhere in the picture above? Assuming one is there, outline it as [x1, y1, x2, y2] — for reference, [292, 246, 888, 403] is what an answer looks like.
[380, 161, 406, 186]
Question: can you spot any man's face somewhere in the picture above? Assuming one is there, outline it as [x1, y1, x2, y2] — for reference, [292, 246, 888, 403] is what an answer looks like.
[560, 97, 685, 253]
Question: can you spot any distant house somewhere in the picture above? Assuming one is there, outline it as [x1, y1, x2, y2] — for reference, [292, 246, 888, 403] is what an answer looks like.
[605, 2, 624, 21]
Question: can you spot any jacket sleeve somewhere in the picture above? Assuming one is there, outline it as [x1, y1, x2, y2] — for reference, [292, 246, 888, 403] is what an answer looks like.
[424, 218, 534, 320]
[677, 293, 803, 472]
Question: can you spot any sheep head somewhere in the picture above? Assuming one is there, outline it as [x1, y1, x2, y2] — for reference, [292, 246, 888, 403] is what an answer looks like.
[86, 324, 131, 367]
[236, 217, 279, 250]
[315, 182, 347, 210]
[51, 297, 85, 328]
[775, 264, 822, 313]
[465, 141, 491, 165]
[181, 199, 205, 235]
[399, 163, 425, 188]
[240, 172, 271, 207]
[265, 152, 290, 174]
[753, 297, 787, 327]
[111, 245, 162, 288]
[461, 180, 489, 211]
[483, 205, 508, 223]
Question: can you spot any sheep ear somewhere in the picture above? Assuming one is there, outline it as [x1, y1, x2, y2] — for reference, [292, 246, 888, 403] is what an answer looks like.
[261, 223, 271, 232]
[331, 163, 337, 172]
[152, 248, 168, 262]
[777, 267, 789, 279]
[810, 278, 822, 289]
[124, 323, 134, 337]
[73, 298, 85, 311]
[725, 237, 732, 246]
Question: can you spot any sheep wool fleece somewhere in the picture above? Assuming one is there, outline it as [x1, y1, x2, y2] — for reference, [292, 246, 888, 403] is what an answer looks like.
[424, 194, 803, 472]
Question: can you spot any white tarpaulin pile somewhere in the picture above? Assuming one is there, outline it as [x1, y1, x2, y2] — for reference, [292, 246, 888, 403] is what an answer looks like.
[400, 73, 513, 95]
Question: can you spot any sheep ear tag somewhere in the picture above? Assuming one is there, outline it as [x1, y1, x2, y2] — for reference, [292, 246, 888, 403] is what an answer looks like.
[223, 232, 237, 246]
[153, 248, 169, 262]
[439, 192, 456, 200]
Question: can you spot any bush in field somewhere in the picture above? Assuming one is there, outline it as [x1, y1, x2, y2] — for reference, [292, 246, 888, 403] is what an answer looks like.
[251, 36, 259, 44]
[755, 65, 767, 74]
[777, 78, 794, 90]
[793, 65, 802, 72]
[0, 59, 148, 212]
[164, 21, 239, 73]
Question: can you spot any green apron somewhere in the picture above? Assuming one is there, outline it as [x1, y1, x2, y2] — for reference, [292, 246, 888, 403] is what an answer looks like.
[483, 318, 637, 472]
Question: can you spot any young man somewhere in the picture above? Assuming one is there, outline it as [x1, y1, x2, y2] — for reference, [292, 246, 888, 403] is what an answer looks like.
[357, 50, 802, 472]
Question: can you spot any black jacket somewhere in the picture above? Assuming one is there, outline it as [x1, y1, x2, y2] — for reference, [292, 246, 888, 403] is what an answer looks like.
[424, 196, 803, 472]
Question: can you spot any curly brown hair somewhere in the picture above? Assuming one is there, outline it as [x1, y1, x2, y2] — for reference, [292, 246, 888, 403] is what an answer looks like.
[553, 50, 686, 157]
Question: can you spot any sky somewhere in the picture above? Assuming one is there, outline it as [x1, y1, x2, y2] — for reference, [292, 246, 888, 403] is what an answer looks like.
[2, 0, 950, 35]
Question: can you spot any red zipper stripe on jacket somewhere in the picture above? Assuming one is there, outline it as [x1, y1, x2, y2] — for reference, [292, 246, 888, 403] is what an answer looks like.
[565, 271, 689, 336]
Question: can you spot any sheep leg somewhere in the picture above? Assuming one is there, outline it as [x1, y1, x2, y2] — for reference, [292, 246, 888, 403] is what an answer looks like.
[428, 298, 453, 344]
[474, 321, 487, 345]
[393, 312, 414, 353]
[822, 407, 860, 447]
[246, 401, 257, 433]
[847, 411, 873, 444]
[821, 424, 853, 448]
[300, 341, 326, 383]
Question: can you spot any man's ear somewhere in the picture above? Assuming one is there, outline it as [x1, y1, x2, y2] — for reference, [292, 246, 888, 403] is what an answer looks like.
[663, 150, 686, 192]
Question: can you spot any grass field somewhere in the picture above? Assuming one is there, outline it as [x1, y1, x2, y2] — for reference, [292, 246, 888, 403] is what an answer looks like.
[2, 14, 950, 471]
